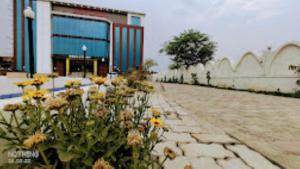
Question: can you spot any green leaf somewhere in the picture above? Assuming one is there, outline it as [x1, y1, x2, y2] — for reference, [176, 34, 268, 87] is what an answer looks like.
[58, 150, 80, 162]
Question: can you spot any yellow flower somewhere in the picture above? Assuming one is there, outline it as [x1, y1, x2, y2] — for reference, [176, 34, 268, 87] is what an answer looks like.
[91, 77, 107, 86]
[163, 147, 176, 160]
[127, 130, 142, 146]
[138, 81, 154, 93]
[122, 120, 133, 129]
[111, 76, 124, 86]
[23, 132, 47, 149]
[15, 80, 32, 88]
[88, 86, 98, 94]
[151, 107, 161, 117]
[24, 89, 48, 100]
[65, 80, 81, 88]
[44, 97, 68, 111]
[150, 118, 164, 127]
[88, 92, 106, 101]
[93, 108, 109, 118]
[92, 158, 114, 169]
[65, 88, 84, 98]
[184, 164, 193, 169]
[3, 103, 22, 112]
[47, 73, 58, 78]
[119, 111, 133, 121]
[31, 75, 49, 86]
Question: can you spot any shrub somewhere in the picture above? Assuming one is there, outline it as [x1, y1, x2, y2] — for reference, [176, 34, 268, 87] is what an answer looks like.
[0, 76, 172, 169]
[180, 74, 184, 84]
[191, 73, 199, 85]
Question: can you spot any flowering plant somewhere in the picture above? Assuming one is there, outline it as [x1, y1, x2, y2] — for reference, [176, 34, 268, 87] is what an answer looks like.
[0, 76, 171, 169]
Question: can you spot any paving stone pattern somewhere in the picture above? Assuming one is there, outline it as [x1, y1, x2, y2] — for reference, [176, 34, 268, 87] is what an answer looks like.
[150, 93, 281, 169]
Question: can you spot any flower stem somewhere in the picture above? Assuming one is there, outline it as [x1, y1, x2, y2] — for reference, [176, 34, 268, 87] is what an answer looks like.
[38, 146, 51, 169]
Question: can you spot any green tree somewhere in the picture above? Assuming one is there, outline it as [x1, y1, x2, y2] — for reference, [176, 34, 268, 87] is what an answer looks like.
[143, 58, 158, 72]
[168, 62, 181, 70]
[160, 29, 216, 69]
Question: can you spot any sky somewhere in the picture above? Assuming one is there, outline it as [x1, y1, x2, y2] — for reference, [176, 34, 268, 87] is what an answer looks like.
[2, 0, 299, 71]
[66, 0, 300, 71]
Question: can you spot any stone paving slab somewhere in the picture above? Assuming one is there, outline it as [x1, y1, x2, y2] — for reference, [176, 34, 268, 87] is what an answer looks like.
[152, 141, 183, 157]
[192, 133, 239, 144]
[217, 158, 251, 169]
[150, 92, 282, 169]
[180, 143, 235, 159]
[227, 145, 280, 169]
[162, 132, 197, 143]
[157, 83, 299, 169]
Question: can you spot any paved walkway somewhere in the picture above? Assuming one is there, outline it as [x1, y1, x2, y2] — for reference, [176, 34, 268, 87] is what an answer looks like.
[150, 92, 281, 169]
[154, 83, 300, 169]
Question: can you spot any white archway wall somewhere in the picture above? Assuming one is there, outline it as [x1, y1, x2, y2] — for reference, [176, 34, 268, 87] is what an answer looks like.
[157, 43, 300, 93]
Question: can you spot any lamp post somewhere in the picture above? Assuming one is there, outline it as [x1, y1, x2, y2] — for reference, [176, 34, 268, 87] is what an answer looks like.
[82, 45, 87, 78]
[24, 6, 35, 78]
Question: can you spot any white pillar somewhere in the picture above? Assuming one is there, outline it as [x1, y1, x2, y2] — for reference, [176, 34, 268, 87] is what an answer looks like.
[36, 1, 52, 73]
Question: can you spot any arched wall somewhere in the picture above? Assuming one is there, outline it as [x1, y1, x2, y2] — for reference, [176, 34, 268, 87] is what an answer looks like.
[157, 42, 300, 93]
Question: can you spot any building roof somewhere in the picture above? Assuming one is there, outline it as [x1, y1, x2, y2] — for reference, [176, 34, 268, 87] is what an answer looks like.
[40, 0, 145, 16]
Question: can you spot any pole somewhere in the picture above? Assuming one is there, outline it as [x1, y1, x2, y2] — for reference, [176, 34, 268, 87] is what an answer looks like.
[28, 18, 34, 78]
[83, 51, 86, 78]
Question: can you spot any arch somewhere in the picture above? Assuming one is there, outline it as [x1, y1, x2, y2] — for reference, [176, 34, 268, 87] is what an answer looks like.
[235, 52, 264, 77]
[216, 58, 234, 77]
[269, 43, 300, 76]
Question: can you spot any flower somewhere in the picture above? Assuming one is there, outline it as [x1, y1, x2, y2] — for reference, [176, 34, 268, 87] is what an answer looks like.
[127, 130, 142, 146]
[151, 107, 161, 117]
[31, 76, 49, 86]
[122, 120, 133, 129]
[15, 80, 32, 88]
[111, 76, 123, 86]
[184, 164, 193, 169]
[65, 80, 81, 88]
[119, 111, 133, 121]
[163, 147, 176, 160]
[138, 81, 154, 93]
[24, 89, 48, 100]
[91, 77, 107, 86]
[92, 158, 114, 169]
[93, 109, 109, 118]
[65, 88, 84, 98]
[88, 92, 106, 101]
[124, 87, 137, 97]
[44, 97, 68, 111]
[23, 132, 47, 149]
[3, 103, 22, 112]
[48, 73, 58, 78]
[150, 118, 164, 128]
[88, 86, 98, 94]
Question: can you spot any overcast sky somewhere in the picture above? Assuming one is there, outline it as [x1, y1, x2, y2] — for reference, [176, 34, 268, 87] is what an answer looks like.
[65, 0, 300, 71]
[35, 1, 300, 70]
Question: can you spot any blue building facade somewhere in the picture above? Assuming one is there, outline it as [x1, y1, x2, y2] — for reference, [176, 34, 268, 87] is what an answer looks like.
[12, 0, 145, 76]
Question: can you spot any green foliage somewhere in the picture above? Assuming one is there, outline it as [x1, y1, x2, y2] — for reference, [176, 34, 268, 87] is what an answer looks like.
[289, 65, 300, 87]
[168, 63, 181, 70]
[143, 59, 158, 72]
[180, 74, 184, 84]
[160, 29, 216, 69]
[191, 73, 199, 85]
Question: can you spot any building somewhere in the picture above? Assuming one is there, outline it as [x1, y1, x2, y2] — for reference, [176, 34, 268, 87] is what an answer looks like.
[0, 0, 145, 76]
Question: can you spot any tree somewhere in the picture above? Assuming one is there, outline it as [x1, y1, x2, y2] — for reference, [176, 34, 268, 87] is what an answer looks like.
[168, 62, 181, 70]
[160, 29, 216, 69]
[143, 58, 158, 72]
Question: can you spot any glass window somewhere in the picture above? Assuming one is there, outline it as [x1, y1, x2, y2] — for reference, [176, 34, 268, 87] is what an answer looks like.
[131, 16, 141, 26]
